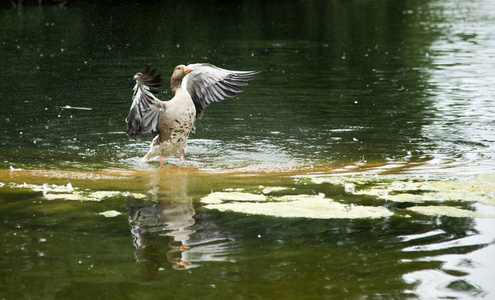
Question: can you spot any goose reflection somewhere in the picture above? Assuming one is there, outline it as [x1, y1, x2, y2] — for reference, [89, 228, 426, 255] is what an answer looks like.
[126, 171, 234, 279]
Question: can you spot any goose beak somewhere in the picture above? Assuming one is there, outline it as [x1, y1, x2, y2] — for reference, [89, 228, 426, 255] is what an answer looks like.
[184, 67, 194, 74]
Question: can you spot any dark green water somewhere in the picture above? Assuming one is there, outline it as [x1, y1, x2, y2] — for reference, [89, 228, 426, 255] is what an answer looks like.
[1, 0, 495, 299]
[2, 0, 494, 171]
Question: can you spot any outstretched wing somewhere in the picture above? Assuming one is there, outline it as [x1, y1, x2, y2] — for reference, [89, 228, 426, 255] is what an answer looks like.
[126, 67, 166, 142]
[182, 63, 259, 118]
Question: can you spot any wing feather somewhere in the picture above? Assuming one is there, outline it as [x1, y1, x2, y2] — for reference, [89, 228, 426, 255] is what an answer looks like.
[184, 63, 259, 118]
[126, 68, 165, 142]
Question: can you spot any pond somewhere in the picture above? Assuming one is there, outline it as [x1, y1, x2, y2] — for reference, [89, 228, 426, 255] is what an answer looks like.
[1, 0, 495, 299]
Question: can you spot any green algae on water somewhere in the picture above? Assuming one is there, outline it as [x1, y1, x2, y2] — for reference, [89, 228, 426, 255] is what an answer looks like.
[407, 206, 493, 218]
[99, 210, 122, 217]
[201, 191, 266, 204]
[312, 175, 495, 204]
[44, 193, 92, 201]
[7, 182, 147, 202]
[203, 192, 393, 219]
[89, 191, 122, 199]
[261, 186, 293, 194]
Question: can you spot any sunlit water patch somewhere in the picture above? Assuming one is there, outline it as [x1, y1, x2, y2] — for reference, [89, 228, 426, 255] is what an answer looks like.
[402, 218, 495, 299]
[424, 0, 495, 163]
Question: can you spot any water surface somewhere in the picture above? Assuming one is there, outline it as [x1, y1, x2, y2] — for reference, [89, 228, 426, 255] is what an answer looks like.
[1, 0, 495, 299]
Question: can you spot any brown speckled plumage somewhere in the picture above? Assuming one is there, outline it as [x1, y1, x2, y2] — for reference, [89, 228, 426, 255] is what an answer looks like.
[126, 64, 258, 165]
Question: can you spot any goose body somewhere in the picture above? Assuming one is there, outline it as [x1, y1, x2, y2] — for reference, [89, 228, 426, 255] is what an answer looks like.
[126, 64, 258, 166]
[143, 88, 196, 161]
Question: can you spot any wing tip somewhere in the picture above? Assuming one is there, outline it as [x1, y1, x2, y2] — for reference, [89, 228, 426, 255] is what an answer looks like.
[187, 64, 260, 119]
[137, 66, 163, 93]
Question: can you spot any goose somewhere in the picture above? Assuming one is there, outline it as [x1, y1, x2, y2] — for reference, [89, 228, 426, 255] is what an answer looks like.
[126, 64, 258, 167]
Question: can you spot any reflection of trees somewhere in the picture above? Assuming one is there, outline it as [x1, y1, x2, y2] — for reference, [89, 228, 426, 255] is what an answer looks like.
[204, 213, 485, 299]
